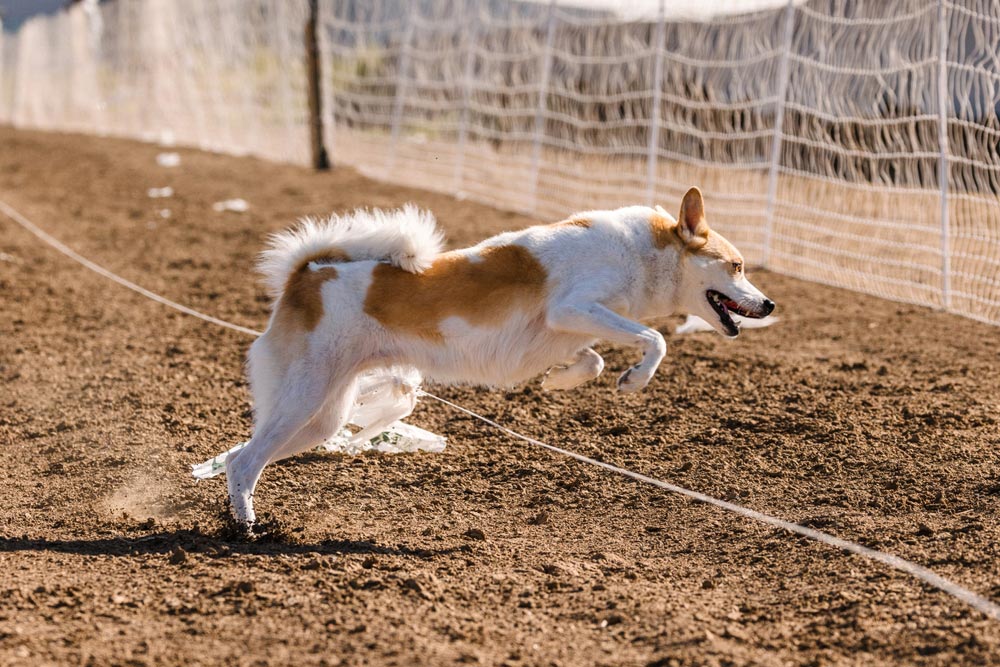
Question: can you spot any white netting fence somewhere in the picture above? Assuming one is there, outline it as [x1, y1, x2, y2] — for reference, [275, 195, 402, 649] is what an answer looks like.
[1, 0, 999, 324]
[0, 0, 310, 162]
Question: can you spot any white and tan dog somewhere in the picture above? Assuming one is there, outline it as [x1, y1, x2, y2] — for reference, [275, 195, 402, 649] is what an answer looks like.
[227, 188, 774, 525]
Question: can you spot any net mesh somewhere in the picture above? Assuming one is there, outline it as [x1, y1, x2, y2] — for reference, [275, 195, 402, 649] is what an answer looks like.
[0, 0, 310, 163]
[1, 0, 998, 324]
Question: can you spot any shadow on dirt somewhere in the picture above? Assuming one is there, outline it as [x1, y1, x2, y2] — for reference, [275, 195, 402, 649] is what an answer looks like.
[0, 530, 461, 559]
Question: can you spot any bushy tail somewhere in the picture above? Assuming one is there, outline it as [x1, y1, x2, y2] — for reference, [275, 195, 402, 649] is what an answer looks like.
[256, 204, 445, 298]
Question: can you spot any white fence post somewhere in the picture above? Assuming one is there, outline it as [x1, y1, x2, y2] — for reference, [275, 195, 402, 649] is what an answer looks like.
[762, 0, 795, 268]
[936, 0, 951, 310]
[453, 0, 478, 195]
[0, 31, 5, 123]
[645, 0, 666, 206]
[528, 0, 556, 215]
[387, 2, 417, 174]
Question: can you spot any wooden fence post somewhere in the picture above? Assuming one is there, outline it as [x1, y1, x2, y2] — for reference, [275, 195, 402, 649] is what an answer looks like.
[306, 0, 330, 170]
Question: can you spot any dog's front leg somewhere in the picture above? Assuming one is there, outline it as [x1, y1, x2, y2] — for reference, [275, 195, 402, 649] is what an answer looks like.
[547, 302, 666, 393]
[542, 347, 605, 391]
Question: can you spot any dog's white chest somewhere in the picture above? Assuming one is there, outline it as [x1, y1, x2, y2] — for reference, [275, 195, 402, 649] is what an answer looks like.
[410, 316, 593, 387]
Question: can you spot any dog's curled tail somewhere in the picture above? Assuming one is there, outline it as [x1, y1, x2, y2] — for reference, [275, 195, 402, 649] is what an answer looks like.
[257, 204, 445, 298]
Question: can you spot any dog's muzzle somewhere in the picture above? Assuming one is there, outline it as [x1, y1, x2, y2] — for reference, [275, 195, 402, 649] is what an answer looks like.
[706, 290, 775, 337]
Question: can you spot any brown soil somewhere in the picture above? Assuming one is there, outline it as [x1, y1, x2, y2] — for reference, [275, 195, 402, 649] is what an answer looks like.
[1, 127, 1000, 667]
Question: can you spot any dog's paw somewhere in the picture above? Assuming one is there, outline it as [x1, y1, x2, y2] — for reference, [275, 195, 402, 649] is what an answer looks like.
[542, 350, 605, 391]
[228, 491, 257, 529]
[541, 366, 573, 391]
[616, 366, 651, 393]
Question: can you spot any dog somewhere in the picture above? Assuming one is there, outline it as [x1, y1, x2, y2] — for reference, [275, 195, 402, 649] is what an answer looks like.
[226, 187, 775, 526]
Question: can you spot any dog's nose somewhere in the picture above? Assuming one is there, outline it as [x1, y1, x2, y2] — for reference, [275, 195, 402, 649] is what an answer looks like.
[761, 299, 775, 316]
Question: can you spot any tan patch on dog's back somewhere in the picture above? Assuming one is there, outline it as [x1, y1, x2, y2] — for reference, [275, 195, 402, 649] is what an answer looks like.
[282, 266, 338, 331]
[275, 248, 350, 332]
[364, 244, 547, 341]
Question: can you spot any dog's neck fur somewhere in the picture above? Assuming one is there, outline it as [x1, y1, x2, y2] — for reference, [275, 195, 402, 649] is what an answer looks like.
[611, 208, 686, 321]
[642, 243, 685, 320]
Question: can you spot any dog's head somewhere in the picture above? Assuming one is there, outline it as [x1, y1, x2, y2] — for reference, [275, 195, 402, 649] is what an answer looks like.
[659, 187, 775, 337]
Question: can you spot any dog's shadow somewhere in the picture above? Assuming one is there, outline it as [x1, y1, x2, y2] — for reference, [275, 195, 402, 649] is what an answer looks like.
[0, 528, 461, 560]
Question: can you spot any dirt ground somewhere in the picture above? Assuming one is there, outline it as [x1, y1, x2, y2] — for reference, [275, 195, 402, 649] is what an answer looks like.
[1, 127, 1000, 667]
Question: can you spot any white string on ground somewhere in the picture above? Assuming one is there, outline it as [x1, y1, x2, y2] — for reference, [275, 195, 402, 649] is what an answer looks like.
[2, 196, 998, 622]
[418, 391, 1000, 622]
[0, 199, 263, 337]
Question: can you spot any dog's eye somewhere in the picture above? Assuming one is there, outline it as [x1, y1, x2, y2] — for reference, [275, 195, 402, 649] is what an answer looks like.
[731, 262, 743, 274]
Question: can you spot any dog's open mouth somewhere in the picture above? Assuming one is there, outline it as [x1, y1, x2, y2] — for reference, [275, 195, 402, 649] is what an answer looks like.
[706, 290, 764, 337]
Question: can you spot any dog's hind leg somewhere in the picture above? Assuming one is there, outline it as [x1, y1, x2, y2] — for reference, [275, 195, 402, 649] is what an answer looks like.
[541, 347, 605, 391]
[245, 335, 282, 427]
[266, 377, 359, 465]
[226, 363, 344, 526]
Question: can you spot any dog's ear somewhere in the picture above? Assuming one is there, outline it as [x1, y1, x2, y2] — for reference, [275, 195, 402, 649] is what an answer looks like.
[677, 187, 710, 247]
